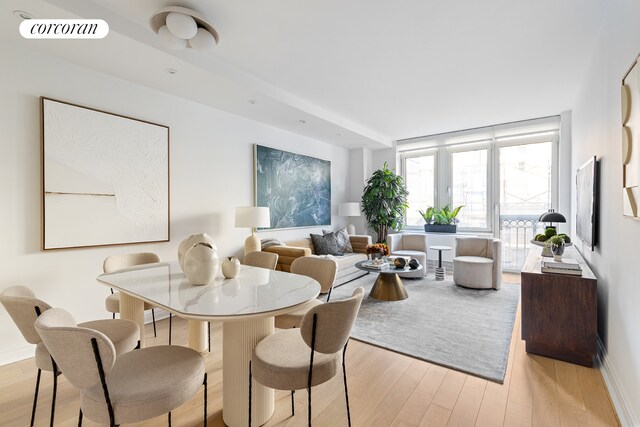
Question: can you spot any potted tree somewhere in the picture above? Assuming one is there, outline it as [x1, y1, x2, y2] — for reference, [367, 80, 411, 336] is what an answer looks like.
[419, 205, 463, 233]
[361, 162, 408, 243]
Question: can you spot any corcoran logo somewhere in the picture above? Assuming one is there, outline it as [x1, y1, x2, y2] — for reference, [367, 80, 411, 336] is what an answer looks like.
[19, 19, 109, 39]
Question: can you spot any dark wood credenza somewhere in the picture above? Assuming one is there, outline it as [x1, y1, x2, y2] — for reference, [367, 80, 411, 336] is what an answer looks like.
[520, 246, 597, 366]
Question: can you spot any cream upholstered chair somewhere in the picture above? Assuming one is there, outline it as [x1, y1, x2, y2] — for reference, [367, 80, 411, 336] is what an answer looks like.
[243, 251, 279, 270]
[453, 237, 502, 290]
[274, 257, 339, 329]
[103, 253, 169, 342]
[0, 286, 139, 427]
[250, 287, 364, 427]
[387, 233, 428, 277]
[35, 308, 207, 427]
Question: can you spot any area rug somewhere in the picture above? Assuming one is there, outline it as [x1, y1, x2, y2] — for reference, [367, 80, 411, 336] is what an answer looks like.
[331, 273, 520, 383]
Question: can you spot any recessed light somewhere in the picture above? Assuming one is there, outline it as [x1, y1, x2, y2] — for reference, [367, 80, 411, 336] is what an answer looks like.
[13, 10, 34, 20]
[298, 120, 306, 124]
[248, 99, 257, 104]
[164, 68, 178, 75]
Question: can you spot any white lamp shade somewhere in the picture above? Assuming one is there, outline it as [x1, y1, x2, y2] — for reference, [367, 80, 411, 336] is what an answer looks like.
[339, 202, 361, 217]
[157, 25, 188, 49]
[235, 207, 271, 228]
[189, 28, 217, 51]
[166, 12, 198, 39]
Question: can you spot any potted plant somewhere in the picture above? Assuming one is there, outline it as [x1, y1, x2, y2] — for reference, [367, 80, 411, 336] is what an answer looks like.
[419, 205, 463, 233]
[361, 162, 409, 243]
[547, 235, 566, 261]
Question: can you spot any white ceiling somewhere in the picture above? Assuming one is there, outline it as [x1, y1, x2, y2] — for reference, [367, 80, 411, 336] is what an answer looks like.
[2, 0, 607, 149]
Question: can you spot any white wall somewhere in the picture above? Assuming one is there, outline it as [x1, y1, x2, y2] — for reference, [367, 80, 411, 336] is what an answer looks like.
[571, 0, 640, 423]
[0, 43, 350, 365]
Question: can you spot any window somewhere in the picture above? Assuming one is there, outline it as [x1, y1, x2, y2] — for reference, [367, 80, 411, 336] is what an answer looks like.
[451, 148, 488, 229]
[398, 116, 560, 235]
[404, 154, 435, 226]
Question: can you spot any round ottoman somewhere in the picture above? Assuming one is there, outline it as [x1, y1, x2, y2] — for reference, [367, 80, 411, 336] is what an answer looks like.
[391, 251, 427, 278]
[453, 256, 494, 289]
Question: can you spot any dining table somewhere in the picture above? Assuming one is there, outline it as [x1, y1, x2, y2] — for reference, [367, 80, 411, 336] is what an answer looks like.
[97, 261, 320, 427]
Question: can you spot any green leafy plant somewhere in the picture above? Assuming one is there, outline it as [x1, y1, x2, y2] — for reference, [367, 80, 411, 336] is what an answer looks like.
[361, 162, 409, 243]
[419, 205, 464, 225]
[547, 235, 565, 246]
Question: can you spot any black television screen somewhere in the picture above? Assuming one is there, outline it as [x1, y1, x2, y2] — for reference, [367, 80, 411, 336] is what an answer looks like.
[576, 156, 598, 250]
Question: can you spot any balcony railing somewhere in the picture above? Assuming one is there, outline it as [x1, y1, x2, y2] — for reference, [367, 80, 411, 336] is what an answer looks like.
[499, 214, 544, 271]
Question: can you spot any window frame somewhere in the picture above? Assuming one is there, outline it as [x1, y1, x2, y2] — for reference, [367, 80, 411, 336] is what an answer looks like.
[401, 148, 438, 227]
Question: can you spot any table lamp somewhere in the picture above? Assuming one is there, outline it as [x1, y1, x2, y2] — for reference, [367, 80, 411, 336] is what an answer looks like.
[235, 206, 270, 255]
[538, 209, 567, 257]
[339, 202, 361, 235]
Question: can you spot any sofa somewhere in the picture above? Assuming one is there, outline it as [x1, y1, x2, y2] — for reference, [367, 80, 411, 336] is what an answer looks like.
[263, 234, 372, 286]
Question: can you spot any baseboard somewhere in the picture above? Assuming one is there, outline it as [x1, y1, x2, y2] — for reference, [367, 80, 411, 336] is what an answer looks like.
[597, 336, 639, 426]
[0, 343, 35, 366]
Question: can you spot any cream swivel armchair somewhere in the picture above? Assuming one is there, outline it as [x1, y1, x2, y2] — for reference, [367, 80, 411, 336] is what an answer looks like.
[35, 308, 207, 427]
[243, 251, 279, 270]
[0, 286, 139, 427]
[453, 237, 502, 290]
[274, 257, 339, 329]
[249, 287, 364, 426]
[103, 253, 169, 342]
[387, 233, 428, 277]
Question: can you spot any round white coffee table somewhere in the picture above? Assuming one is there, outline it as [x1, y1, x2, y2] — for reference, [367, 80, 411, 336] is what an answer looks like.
[429, 246, 452, 280]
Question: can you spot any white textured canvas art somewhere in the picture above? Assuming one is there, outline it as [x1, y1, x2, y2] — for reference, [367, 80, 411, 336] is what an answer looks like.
[42, 98, 169, 250]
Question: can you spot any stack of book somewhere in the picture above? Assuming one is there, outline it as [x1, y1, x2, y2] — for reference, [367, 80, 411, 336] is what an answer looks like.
[361, 261, 390, 270]
[541, 258, 583, 276]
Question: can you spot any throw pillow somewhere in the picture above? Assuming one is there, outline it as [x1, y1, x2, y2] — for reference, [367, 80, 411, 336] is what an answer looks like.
[260, 238, 286, 250]
[310, 233, 343, 256]
[323, 228, 353, 253]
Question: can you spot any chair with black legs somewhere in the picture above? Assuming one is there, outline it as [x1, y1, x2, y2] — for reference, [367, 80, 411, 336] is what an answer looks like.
[35, 308, 208, 427]
[103, 252, 176, 344]
[249, 287, 364, 426]
[0, 286, 139, 427]
[274, 257, 338, 329]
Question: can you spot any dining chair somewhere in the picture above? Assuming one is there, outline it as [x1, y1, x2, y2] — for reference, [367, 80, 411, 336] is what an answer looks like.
[249, 287, 364, 427]
[243, 251, 279, 270]
[35, 308, 207, 427]
[275, 257, 338, 329]
[103, 253, 173, 343]
[0, 286, 139, 427]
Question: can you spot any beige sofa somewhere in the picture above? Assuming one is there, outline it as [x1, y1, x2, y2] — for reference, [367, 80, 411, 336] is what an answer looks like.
[263, 235, 372, 286]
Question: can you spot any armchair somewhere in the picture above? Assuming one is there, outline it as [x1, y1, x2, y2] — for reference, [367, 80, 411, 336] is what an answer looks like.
[387, 233, 428, 277]
[453, 237, 502, 289]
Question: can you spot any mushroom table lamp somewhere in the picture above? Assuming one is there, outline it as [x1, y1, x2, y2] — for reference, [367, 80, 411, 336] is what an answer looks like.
[538, 209, 567, 257]
[235, 206, 270, 255]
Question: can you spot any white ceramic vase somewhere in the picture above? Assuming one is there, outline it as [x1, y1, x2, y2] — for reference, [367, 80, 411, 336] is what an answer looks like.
[221, 256, 241, 279]
[183, 242, 219, 285]
[178, 233, 216, 271]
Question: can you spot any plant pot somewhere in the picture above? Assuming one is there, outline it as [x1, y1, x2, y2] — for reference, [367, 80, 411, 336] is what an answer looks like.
[370, 252, 383, 260]
[424, 224, 457, 233]
[551, 241, 565, 261]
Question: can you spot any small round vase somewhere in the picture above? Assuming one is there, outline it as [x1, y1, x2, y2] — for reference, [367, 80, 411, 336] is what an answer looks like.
[178, 233, 216, 271]
[394, 257, 407, 269]
[370, 252, 383, 260]
[184, 242, 219, 285]
[221, 256, 241, 279]
[408, 258, 420, 269]
[551, 241, 565, 262]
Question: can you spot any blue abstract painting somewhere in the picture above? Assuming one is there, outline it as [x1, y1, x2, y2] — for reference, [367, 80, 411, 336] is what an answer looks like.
[255, 145, 331, 229]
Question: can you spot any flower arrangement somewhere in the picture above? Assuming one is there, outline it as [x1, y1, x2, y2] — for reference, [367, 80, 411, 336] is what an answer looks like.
[366, 243, 390, 256]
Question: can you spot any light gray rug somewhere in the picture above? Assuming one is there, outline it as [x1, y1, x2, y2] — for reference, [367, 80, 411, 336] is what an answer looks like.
[331, 273, 520, 383]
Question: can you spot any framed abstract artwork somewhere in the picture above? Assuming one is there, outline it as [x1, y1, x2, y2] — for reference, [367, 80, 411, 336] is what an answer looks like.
[41, 97, 170, 250]
[254, 144, 331, 229]
[622, 53, 640, 220]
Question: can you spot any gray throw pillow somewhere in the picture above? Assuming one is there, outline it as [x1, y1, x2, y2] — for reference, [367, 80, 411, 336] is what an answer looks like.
[310, 233, 342, 255]
[261, 238, 286, 250]
[323, 228, 353, 253]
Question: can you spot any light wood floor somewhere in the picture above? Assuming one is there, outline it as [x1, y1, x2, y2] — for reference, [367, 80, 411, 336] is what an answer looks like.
[0, 274, 620, 426]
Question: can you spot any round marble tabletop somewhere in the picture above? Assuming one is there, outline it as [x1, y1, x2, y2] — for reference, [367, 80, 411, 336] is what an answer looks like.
[429, 245, 452, 251]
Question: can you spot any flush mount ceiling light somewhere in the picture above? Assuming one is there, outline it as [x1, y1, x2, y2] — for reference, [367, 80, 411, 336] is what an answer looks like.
[150, 6, 219, 51]
[13, 10, 34, 20]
